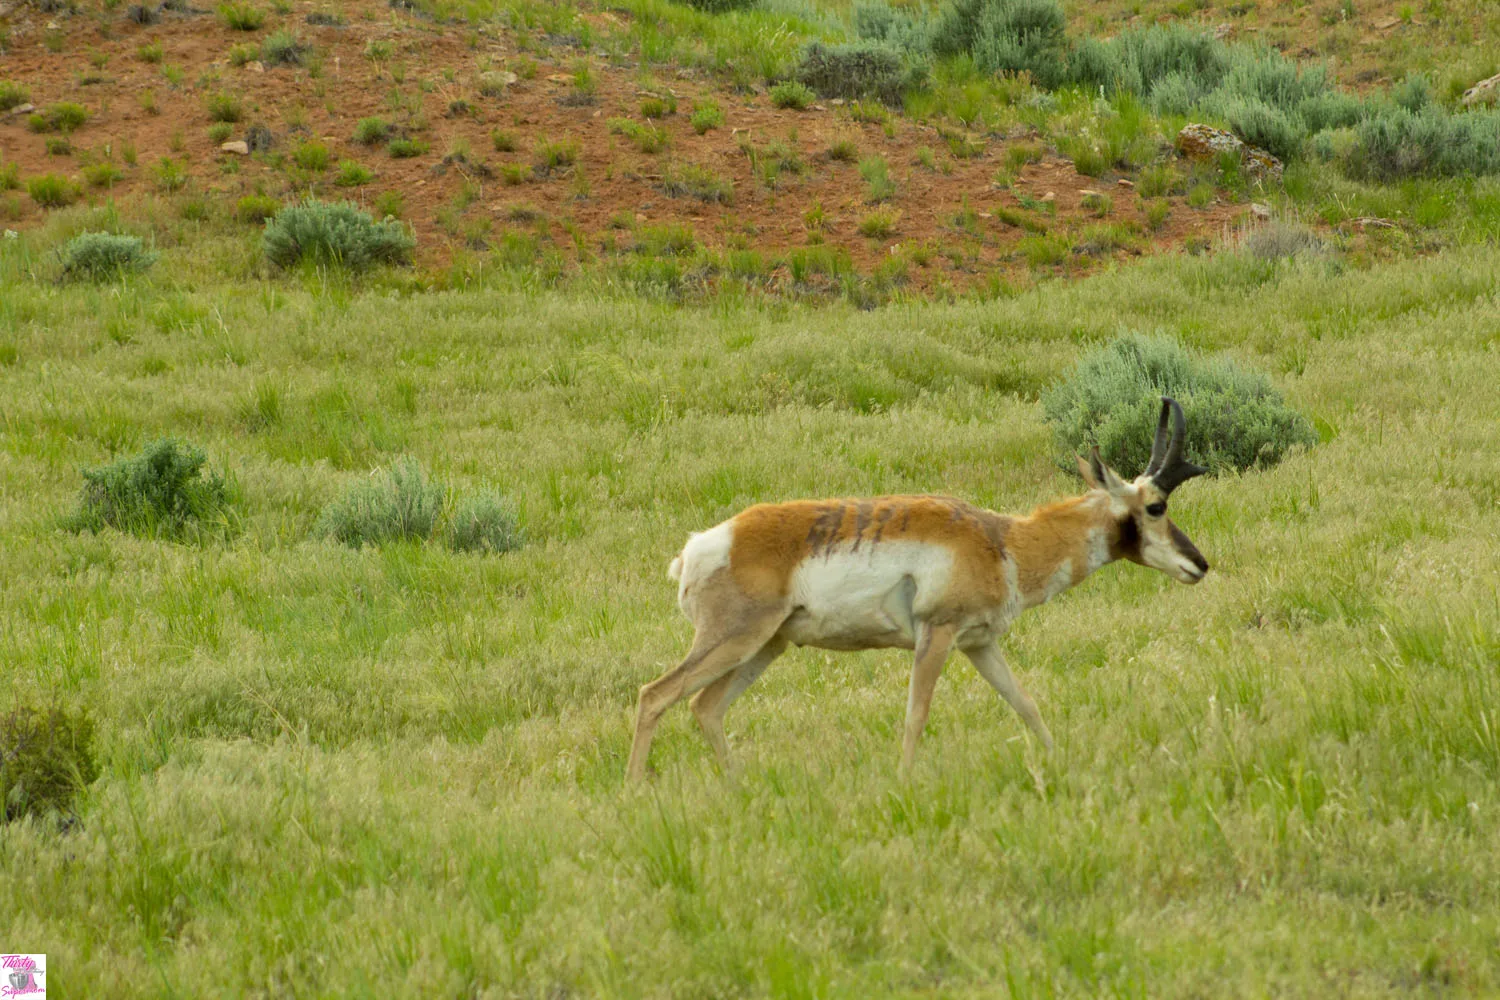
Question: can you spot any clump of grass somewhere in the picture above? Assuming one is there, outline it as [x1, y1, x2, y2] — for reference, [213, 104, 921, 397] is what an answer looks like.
[858, 154, 895, 202]
[1081, 191, 1112, 216]
[690, 100, 724, 134]
[640, 95, 675, 119]
[66, 439, 236, 538]
[534, 138, 579, 175]
[82, 162, 124, 188]
[262, 199, 416, 270]
[334, 160, 374, 187]
[444, 489, 523, 554]
[137, 40, 165, 63]
[261, 31, 309, 66]
[608, 118, 669, 154]
[1019, 232, 1069, 266]
[858, 208, 899, 238]
[477, 71, 511, 98]
[27, 174, 80, 208]
[387, 137, 428, 159]
[1144, 198, 1170, 230]
[374, 190, 403, 218]
[153, 157, 188, 192]
[828, 138, 859, 163]
[59, 232, 158, 279]
[294, 140, 331, 171]
[206, 92, 243, 122]
[316, 457, 443, 548]
[0, 705, 99, 825]
[208, 122, 234, 143]
[354, 118, 390, 145]
[943, 130, 984, 160]
[659, 163, 733, 204]
[0, 163, 19, 191]
[770, 79, 815, 110]
[635, 223, 697, 257]
[1042, 331, 1319, 475]
[0, 81, 29, 112]
[236, 193, 280, 222]
[491, 129, 517, 153]
[45, 137, 72, 156]
[1239, 219, 1324, 260]
[218, 1, 265, 29]
[848, 100, 890, 125]
[31, 102, 90, 134]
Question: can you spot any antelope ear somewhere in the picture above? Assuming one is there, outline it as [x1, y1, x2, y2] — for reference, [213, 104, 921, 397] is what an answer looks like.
[1080, 447, 1129, 495]
[1077, 452, 1102, 489]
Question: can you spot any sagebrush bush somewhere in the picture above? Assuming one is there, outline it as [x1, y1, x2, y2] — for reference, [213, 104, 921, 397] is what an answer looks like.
[261, 30, 309, 66]
[1042, 332, 1317, 476]
[445, 489, 523, 554]
[677, 0, 757, 11]
[794, 41, 925, 107]
[852, 0, 932, 52]
[68, 439, 236, 539]
[933, 0, 1067, 86]
[0, 705, 99, 824]
[262, 200, 415, 270]
[1346, 106, 1500, 181]
[58, 232, 158, 279]
[316, 457, 444, 548]
[1241, 219, 1323, 261]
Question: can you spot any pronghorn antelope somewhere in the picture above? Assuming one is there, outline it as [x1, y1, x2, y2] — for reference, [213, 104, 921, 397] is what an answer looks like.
[627, 397, 1210, 781]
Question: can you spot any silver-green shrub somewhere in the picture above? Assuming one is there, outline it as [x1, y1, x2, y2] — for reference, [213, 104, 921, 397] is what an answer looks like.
[1043, 333, 1317, 477]
[445, 489, 524, 555]
[316, 457, 444, 548]
[262, 200, 415, 271]
[59, 232, 158, 280]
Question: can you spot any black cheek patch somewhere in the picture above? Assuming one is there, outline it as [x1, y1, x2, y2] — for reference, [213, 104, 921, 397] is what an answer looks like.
[1113, 517, 1142, 563]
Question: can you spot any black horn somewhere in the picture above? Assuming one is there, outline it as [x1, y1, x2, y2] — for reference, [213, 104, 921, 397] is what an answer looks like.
[1149, 396, 1208, 494]
[1144, 397, 1173, 478]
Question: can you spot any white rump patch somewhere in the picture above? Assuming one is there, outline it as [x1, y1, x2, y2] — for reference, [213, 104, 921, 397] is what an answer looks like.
[673, 519, 734, 596]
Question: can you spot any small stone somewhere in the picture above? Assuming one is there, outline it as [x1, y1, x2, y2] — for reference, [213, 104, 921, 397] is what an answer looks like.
[1117, 178, 1135, 188]
[220, 140, 250, 155]
[1250, 202, 1272, 220]
[1040, 191, 1055, 203]
[5, 102, 35, 118]
[1079, 189, 1100, 197]
[1373, 15, 1399, 29]
[247, 61, 265, 73]
[546, 73, 574, 84]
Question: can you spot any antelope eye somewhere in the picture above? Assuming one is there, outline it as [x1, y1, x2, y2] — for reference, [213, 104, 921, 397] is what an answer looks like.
[1145, 501, 1167, 518]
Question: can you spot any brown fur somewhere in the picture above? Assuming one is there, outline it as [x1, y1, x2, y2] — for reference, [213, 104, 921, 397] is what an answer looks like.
[728, 495, 1013, 606]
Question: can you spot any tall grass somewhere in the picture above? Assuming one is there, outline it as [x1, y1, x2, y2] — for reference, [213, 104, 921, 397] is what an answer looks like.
[1, 206, 1499, 995]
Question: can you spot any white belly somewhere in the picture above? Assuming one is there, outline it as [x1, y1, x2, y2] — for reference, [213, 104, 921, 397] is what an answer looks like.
[778, 543, 953, 651]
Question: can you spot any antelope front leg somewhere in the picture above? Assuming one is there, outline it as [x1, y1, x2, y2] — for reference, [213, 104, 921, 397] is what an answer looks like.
[901, 623, 957, 774]
[963, 642, 1053, 751]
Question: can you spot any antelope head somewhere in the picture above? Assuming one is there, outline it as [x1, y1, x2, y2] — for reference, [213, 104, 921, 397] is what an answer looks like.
[1078, 396, 1210, 585]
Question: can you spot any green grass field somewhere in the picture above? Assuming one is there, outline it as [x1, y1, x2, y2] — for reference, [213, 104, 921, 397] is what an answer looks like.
[1, 218, 1498, 994]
